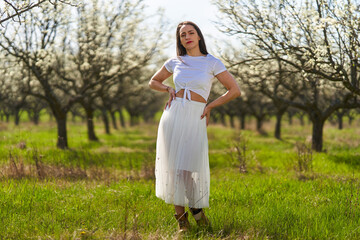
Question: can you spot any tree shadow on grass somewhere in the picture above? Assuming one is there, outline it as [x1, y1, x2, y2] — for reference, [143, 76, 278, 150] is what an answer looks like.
[328, 153, 360, 169]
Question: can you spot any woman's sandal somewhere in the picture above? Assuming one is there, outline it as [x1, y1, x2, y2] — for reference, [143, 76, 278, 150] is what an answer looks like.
[190, 209, 211, 227]
[174, 212, 191, 232]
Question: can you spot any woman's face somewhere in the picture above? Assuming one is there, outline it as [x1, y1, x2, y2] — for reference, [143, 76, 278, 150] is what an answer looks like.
[179, 24, 201, 51]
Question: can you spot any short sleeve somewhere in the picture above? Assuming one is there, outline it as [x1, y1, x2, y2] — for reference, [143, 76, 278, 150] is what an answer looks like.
[164, 58, 174, 73]
[212, 59, 227, 76]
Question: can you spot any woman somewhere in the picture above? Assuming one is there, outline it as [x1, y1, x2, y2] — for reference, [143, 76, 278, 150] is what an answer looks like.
[149, 21, 241, 232]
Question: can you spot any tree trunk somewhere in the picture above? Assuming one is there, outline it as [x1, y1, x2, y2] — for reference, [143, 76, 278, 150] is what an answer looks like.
[240, 113, 245, 130]
[85, 107, 99, 141]
[130, 115, 139, 126]
[101, 108, 110, 134]
[27, 109, 36, 125]
[71, 112, 76, 123]
[348, 116, 353, 126]
[311, 117, 325, 152]
[26, 110, 32, 122]
[211, 112, 219, 124]
[299, 114, 304, 126]
[110, 111, 118, 130]
[256, 117, 262, 131]
[14, 108, 21, 126]
[220, 114, 226, 126]
[275, 112, 283, 139]
[229, 115, 235, 128]
[288, 112, 293, 125]
[33, 111, 40, 125]
[56, 115, 68, 149]
[118, 109, 126, 128]
[338, 115, 343, 130]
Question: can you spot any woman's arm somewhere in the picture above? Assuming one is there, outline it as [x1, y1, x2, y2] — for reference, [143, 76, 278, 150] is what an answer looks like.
[149, 65, 176, 109]
[201, 70, 241, 125]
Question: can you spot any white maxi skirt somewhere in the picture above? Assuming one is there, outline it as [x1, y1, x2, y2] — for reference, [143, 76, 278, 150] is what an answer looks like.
[155, 97, 210, 208]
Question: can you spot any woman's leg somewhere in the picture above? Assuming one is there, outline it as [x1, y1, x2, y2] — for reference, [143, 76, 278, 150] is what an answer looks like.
[189, 207, 210, 227]
[182, 170, 196, 207]
[174, 205, 185, 215]
[174, 205, 190, 231]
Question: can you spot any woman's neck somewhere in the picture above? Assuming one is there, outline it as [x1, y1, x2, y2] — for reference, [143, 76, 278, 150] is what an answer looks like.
[186, 48, 205, 57]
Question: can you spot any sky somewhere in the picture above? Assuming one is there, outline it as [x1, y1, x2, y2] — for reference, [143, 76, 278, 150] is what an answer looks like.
[143, 0, 229, 56]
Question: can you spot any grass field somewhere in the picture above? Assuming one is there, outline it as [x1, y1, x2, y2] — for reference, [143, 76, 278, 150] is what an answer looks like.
[0, 117, 360, 239]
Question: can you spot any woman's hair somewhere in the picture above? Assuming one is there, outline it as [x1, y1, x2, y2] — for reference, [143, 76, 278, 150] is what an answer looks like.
[176, 21, 208, 56]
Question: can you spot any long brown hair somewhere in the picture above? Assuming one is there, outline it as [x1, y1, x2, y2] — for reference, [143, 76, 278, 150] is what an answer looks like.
[176, 21, 208, 56]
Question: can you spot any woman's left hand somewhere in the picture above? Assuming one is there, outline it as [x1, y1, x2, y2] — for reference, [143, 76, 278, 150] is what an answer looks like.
[201, 106, 212, 126]
[164, 87, 176, 110]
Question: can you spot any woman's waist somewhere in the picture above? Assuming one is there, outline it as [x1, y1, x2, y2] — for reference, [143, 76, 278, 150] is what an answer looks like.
[173, 97, 206, 107]
[175, 89, 207, 103]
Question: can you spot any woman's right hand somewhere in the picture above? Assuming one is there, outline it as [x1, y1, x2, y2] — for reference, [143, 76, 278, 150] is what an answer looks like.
[164, 87, 176, 110]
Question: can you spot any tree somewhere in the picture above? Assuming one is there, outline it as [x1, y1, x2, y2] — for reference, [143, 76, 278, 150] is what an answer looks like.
[215, 0, 360, 151]
[216, 0, 360, 95]
[56, 0, 165, 139]
[226, 55, 301, 138]
[0, 0, 166, 148]
[25, 96, 47, 124]
[345, 109, 358, 126]
[0, 0, 77, 25]
[0, 3, 79, 148]
[1, 62, 30, 125]
[123, 68, 166, 126]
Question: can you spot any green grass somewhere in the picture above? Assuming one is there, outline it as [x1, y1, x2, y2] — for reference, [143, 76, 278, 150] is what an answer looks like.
[0, 118, 360, 239]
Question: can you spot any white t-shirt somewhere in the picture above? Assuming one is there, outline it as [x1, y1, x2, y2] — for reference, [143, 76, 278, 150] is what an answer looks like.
[164, 54, 227, 101]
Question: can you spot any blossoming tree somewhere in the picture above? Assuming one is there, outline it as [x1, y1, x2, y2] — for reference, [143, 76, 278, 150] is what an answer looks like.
[215, 0, 360, 151]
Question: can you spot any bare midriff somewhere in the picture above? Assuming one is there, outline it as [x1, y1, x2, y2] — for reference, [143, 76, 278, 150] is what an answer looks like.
[176, 89, 207, 103]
